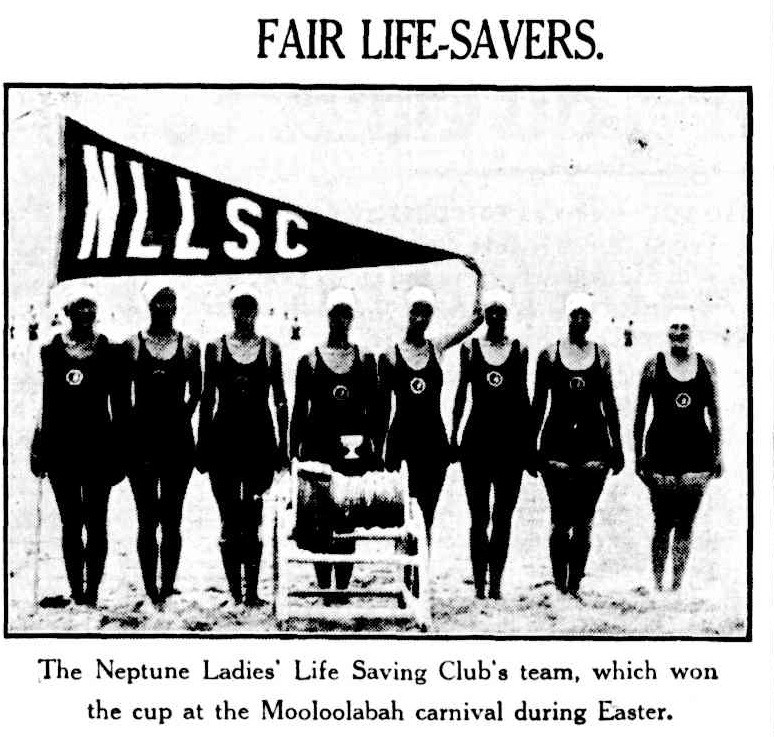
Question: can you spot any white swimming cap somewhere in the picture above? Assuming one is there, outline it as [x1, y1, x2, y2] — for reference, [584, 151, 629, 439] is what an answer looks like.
[407, 285, 436, 308]
[51, 280, 98, 314]
[326, 286, 356, 312]
[565, 292, 595, 317]
[228, 282, 260, 305]
[483, 287, 512, 312]
[140, 278, 176, 305]
[667, 309, 694, 328]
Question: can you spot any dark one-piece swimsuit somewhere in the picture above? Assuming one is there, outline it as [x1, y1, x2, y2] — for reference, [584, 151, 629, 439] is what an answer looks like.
[643, 352, 714, 475]
[209, 335, 277, 484]
[539, 341, 611, 467]
[131, 332, 194, 473]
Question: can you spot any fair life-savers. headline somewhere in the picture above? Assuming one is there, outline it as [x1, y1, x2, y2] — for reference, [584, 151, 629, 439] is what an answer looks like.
[256, 18, 602, 61]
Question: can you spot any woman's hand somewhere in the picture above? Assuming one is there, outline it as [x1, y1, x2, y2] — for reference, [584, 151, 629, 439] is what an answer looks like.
[384, 446, 401, 473]
[610, 447, 625, 476]
[635, 455, 651, 483]
[30, 427, 47, 479]
[524, 447, 540, 477]
[194, 441, 209, 475]
[460, 254, 482, 276]
[276, 443, 291, 473]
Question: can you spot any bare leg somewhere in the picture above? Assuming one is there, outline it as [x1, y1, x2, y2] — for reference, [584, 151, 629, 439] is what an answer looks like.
[158, 464, 192, 600]
[651, 525, 672, 591]
[566, 467, 606, 596]
[242, 479, 266, 606]
[671, 475, 706, 590]
[210, 472, 243, 603]
[82, 480, 111, 606]
[129, 470, 161, 603]
[49, 474, 86, 603]
[647, 478, 675, 591]
[406, 458, 448, 597]
[333, 563, 353, 590]
[461, 458, 492, 599]
[543, 467, 573, 594]
[488, 467, 523, 599]
[314, 563, 333, 589]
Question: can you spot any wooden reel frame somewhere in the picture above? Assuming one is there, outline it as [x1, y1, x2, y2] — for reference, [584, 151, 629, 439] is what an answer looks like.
[265, 460, 431, 631]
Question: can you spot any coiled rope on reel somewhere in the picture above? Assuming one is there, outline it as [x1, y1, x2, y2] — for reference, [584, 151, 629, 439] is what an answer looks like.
[294, 465, 406, 551]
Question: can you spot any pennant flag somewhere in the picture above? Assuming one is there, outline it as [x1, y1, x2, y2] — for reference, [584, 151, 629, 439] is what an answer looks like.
[56, 118, 461, 283]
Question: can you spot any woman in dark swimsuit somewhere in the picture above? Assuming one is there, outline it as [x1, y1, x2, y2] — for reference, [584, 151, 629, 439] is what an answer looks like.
[531, 294, 624, 599]
[380, 259, 483, 542]
[198, 286, 289, 606]
[125, 284, 201, 605]
[31, 283, 126, 606]
[450, 288, 531, 599]
[634, 310, 722, 591]
[289, 288, 381, 597]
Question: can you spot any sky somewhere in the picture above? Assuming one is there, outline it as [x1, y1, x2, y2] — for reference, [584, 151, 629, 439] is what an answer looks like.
[7, 87, 747, 352]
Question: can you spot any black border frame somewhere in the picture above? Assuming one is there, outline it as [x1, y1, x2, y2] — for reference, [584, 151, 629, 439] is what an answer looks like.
[2, 83, 754, 642]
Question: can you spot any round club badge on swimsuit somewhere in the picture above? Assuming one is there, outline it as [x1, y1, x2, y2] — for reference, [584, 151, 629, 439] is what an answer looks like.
[332, 384, 350, 400]
[569, 375, 586, 391]
[410, 376, 427, 395]
[486, 370, 504, 388]
[65, 368, 84, 386]
[675, 392, 692, 409]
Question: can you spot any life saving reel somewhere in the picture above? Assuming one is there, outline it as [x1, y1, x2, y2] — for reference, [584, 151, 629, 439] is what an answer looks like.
[266, 460, 431, 631]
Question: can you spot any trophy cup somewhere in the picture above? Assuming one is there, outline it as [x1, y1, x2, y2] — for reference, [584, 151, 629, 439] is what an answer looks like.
[340, 434, 363, 460]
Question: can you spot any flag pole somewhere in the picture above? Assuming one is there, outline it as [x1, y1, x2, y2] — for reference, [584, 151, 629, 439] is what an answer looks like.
[30, 115, 69, 611]
[31, 476, 43, 609]
[51, 115, 68, 293]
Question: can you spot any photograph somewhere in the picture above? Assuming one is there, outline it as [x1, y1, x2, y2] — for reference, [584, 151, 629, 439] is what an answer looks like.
[5, 85, 749, 637]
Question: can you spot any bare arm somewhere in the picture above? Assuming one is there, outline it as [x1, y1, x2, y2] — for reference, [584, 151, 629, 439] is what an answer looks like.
[377, 350, 400, 468]
[600, 345, 624, 474]
[362, 352, 384, 465]
[269, 341, 289, 464]
[518, 344, 532, 415]
[518, 343, 533, 449]
[289, 355, 312, 460]
[108, 340, 132, 443]
[704, 356, 723, 477]
[35, 343, 47, 430]
[30, 344, 48, 478]
[184, 339, 202, 417]
[435, 258, 484, 354]
[530, 348, 552, 474]
[450, 343, 471, 448]
[377, 351, 396, 454]
[198, 342, 218, 446]
[633, 358, 655, 473]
